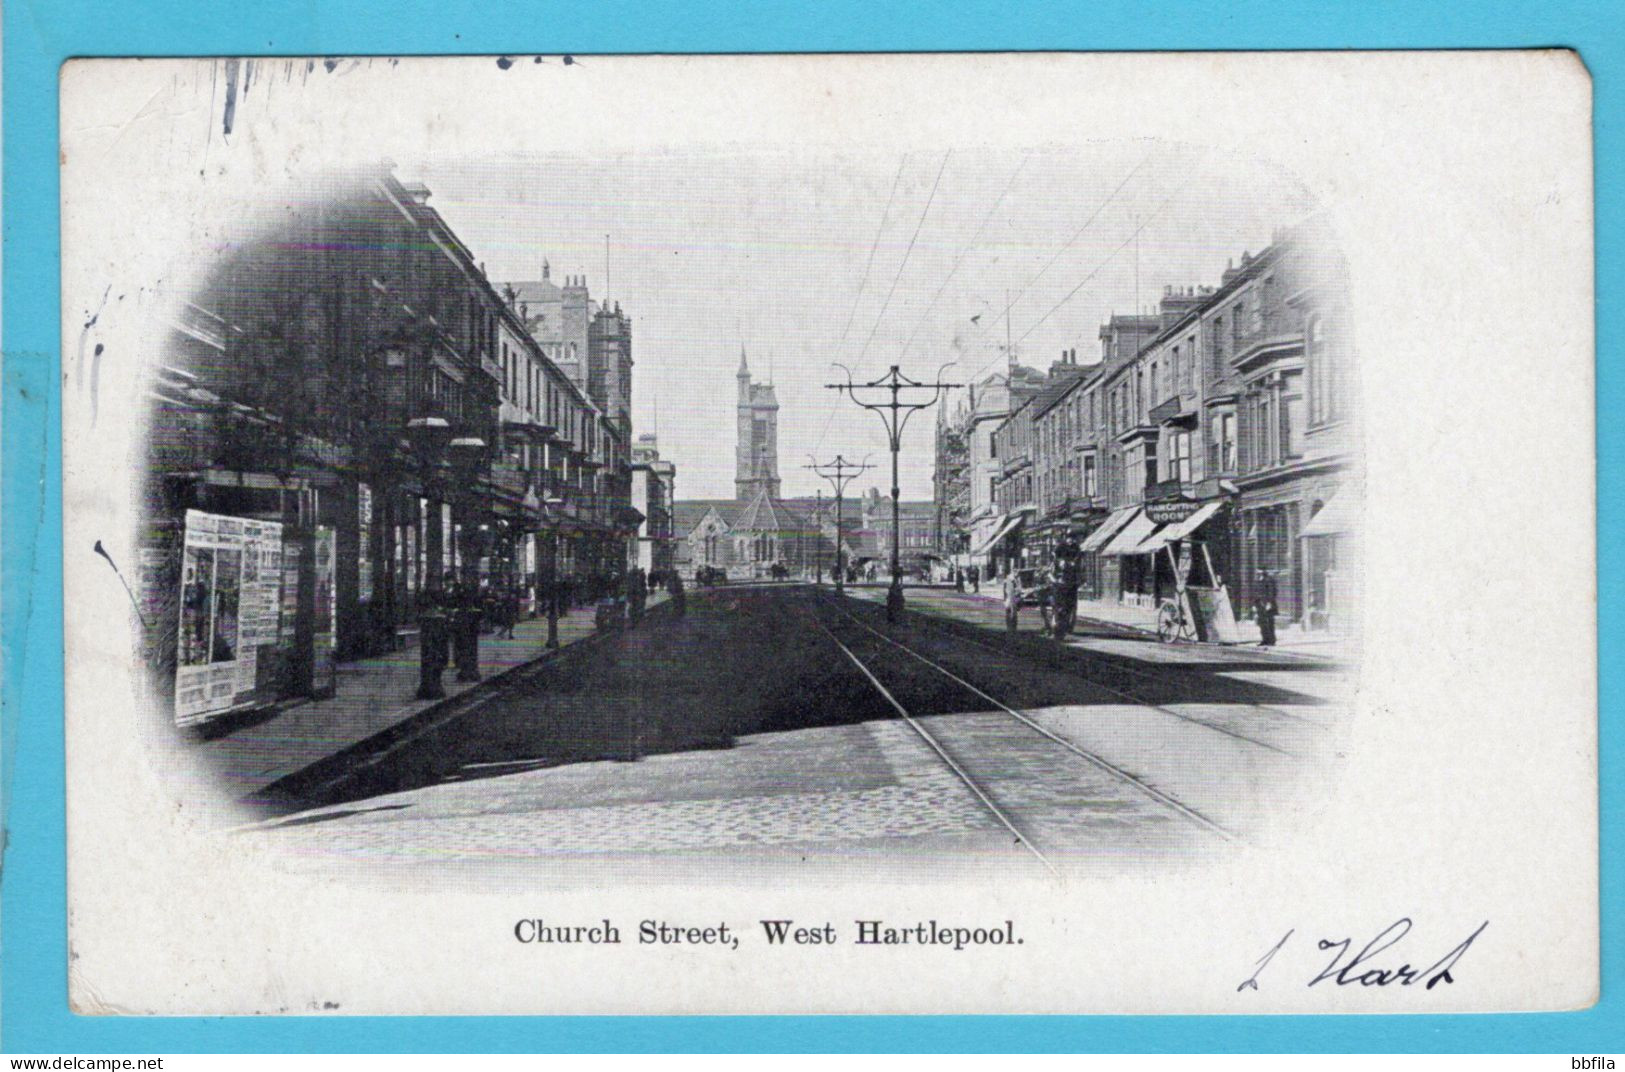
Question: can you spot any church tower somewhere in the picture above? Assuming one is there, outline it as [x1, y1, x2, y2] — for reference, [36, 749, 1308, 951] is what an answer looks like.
[734, 346, 781, 500]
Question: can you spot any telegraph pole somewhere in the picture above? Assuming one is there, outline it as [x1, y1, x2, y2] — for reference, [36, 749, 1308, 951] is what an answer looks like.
[805, 454, 873, 596]
[815, 489, 823, 584]
[827, 365, 960, 621]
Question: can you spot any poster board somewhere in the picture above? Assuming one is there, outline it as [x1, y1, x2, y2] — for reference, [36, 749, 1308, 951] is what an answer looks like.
[172, 509, 283, 726]
[1188, 585, 1242, 644]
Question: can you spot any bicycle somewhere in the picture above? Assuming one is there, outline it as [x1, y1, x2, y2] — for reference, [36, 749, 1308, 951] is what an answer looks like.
[1156, 596, 1196, 643]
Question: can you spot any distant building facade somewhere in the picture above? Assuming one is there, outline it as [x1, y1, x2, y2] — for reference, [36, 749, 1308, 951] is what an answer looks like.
[931, 365, 1048, 569]
[631, 434, 677, 578]
[859, 488, 937, 576]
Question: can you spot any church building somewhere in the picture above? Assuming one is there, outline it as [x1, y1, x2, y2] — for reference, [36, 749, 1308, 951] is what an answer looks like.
[673, 347, 829, 579]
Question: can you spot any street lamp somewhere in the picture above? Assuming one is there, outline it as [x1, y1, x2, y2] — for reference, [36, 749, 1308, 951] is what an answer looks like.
[406, 413, 452, 700]
[447, 434, 488, 683]
[541, 494, 565, 649]
[815, 489, 823, 584]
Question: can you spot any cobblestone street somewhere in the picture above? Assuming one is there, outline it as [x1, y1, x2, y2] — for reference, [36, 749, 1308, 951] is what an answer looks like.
[233, 585, 1350, 884]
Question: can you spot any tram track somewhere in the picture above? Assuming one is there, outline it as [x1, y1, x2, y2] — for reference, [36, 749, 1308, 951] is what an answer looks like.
[800, 596, 1240, 872]
[848, 588, 1335, 738]
[828, 592, 1305, 758]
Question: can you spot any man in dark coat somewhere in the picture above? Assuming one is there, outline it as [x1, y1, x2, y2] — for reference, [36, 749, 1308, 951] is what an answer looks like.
[1051, 535, 1082, 638]
[627, 567, 647, 626]
[968, 564, 980, 594]
[1254, 568, 1279, 647]
[668, 570, 687, 618]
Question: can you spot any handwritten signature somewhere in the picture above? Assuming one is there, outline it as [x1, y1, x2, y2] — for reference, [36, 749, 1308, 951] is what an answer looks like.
[1238, 919, 1488, 992]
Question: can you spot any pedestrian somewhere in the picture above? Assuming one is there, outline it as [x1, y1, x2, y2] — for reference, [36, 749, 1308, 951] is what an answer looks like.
[1004, 567, 1022, 633]
[1037, 567, 1057, 637]
[628, 566, 647, 626]
[954, 567, 964, 592]
[968, 563, 980, 594]
[668, 570, 687, 618]
[1254, 568, 1279, 647]
[493, 583, 517, 639]
[1052, 535, 1081, 638]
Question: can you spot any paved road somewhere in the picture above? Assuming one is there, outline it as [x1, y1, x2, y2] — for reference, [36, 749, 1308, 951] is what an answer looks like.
[233, 585, 1351, 884]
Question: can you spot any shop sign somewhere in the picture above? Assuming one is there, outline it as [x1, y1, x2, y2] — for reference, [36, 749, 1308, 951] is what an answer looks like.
[1145, 500, 1202, 524]
[174, 509, 283, 726]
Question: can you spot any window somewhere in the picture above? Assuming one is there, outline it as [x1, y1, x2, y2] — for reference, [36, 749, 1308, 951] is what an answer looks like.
[1143, 446, 1158, 491]
[1149, 361, 1159, 406]
[1082, 454, 1097, 498]
[1168, 431, 1192, 483]
[1282, 371, 1305, 459]
[1232, 302, 1245, 347]
[1218, 411, 1237, 473]
[1184, 335, 1197, 391]
[1307, 316, 1341, 425]
[1257, 391, 1273, 469]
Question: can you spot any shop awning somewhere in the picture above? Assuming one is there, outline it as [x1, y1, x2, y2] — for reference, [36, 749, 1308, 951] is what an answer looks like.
[973, 512, 1026, 555]
[1130, 500, 1226, 554]
[1302, 492, 1356, 537]
[1079, 507, 1138, 553]
[1098, 509, 1161, 556]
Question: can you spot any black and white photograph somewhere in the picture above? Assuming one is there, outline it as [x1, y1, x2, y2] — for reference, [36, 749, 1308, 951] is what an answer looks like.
[60, 53, 1595, 1015]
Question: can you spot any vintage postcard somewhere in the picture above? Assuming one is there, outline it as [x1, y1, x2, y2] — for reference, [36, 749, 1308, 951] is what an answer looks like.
[60, 52, 1595, 1015]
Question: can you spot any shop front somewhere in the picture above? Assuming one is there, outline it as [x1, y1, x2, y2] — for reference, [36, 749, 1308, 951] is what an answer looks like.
[1231, 472, 1344, 629]
[1078, 506, 1137, 602]
[1299, 488, 1357, 633]
[1097, 508, 1161, 608]
[972, 510, 1027, 580]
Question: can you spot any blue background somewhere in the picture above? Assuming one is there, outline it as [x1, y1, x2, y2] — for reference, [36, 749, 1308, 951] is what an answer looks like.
[3, 0, 1617, 1053]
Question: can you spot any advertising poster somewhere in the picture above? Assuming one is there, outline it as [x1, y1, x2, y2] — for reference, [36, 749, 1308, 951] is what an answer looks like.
[173, 510, 283, 726]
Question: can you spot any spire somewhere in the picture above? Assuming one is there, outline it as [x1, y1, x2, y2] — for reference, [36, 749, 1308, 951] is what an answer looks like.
[542, 258, 551, 280]
[738, 344, 750, 377]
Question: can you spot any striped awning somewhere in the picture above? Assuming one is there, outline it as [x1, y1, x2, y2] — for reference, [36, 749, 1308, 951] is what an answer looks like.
[972, 512, 1026, 555]
[1098, 510, 1160, 557]
[1129, 500, 1225, 554]
[1079, 507, 1138, 553]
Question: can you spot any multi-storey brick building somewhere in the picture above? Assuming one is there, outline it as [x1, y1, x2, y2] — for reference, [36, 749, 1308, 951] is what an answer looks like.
[988, 219, 1356, 635]
[935, 365, 1047, 575]
[144, 166, 641, 725]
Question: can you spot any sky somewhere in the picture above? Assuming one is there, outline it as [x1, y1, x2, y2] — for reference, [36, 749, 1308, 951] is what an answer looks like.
[414, 144, 1314, 501]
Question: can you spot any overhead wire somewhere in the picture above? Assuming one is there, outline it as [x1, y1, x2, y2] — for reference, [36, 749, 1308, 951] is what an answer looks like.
[811, 155, 909, 458]
[1015, 177, 1184, 346]
[958, 151, 1156, 386]
[897, 152, 1031, 366]
[852, 149, 953, 371]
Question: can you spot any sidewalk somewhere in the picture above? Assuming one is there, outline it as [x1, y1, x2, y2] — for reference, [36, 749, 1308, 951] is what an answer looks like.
[925, 587, 1355, 659]
[1070, 597, 1355, 654]
[195, 597, 662, 800]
